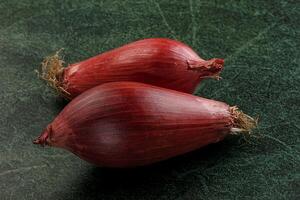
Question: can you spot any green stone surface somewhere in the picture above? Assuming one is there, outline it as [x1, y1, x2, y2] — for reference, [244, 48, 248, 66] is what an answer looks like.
[0, 0, 299, 199]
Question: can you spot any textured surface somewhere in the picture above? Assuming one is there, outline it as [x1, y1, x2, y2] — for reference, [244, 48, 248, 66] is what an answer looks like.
[0, 0, 299, 199]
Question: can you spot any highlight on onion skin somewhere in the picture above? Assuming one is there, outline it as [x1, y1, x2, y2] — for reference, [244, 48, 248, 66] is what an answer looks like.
[33, 82, 256, 168]
[37, 38, 224, 99]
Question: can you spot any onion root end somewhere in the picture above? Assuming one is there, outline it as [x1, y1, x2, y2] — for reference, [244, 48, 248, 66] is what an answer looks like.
[230, 106, 258, 134]
[36, 49, 71, 99]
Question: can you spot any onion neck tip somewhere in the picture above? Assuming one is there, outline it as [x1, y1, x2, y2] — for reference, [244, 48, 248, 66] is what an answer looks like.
[33, 129, 50, 146]
[187, 58, 224, 80]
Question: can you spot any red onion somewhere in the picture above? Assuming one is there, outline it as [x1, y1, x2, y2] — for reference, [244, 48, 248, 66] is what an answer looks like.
[39, 38, 224, 99]
[34, 82, 256, 167]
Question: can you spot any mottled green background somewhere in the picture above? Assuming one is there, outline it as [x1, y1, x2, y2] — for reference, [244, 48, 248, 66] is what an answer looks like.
[0, 0, 299, 199]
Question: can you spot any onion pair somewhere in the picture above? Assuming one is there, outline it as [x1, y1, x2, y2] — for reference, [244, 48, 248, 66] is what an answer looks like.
[35, 38, 256, 167]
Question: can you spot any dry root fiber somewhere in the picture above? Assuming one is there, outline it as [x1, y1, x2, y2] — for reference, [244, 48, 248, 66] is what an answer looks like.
[230, 106, 258, 134]
[36, 49, 71, 99]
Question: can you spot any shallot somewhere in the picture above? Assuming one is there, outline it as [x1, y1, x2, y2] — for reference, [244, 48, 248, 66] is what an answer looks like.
[39, 38, 224, 99]
[34, 82, 256, 167]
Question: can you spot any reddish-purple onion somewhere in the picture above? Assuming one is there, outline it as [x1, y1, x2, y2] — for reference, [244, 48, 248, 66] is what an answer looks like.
[34, 82, 256, 167]
[39, 38, 224, 99]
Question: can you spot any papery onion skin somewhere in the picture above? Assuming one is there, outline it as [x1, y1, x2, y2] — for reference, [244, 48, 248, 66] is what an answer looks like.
[41, 38, 224, 99]
[34, 82, 255, 168]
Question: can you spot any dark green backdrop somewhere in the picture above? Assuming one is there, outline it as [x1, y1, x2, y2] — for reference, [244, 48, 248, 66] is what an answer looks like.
[0, 0, 299, 199]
